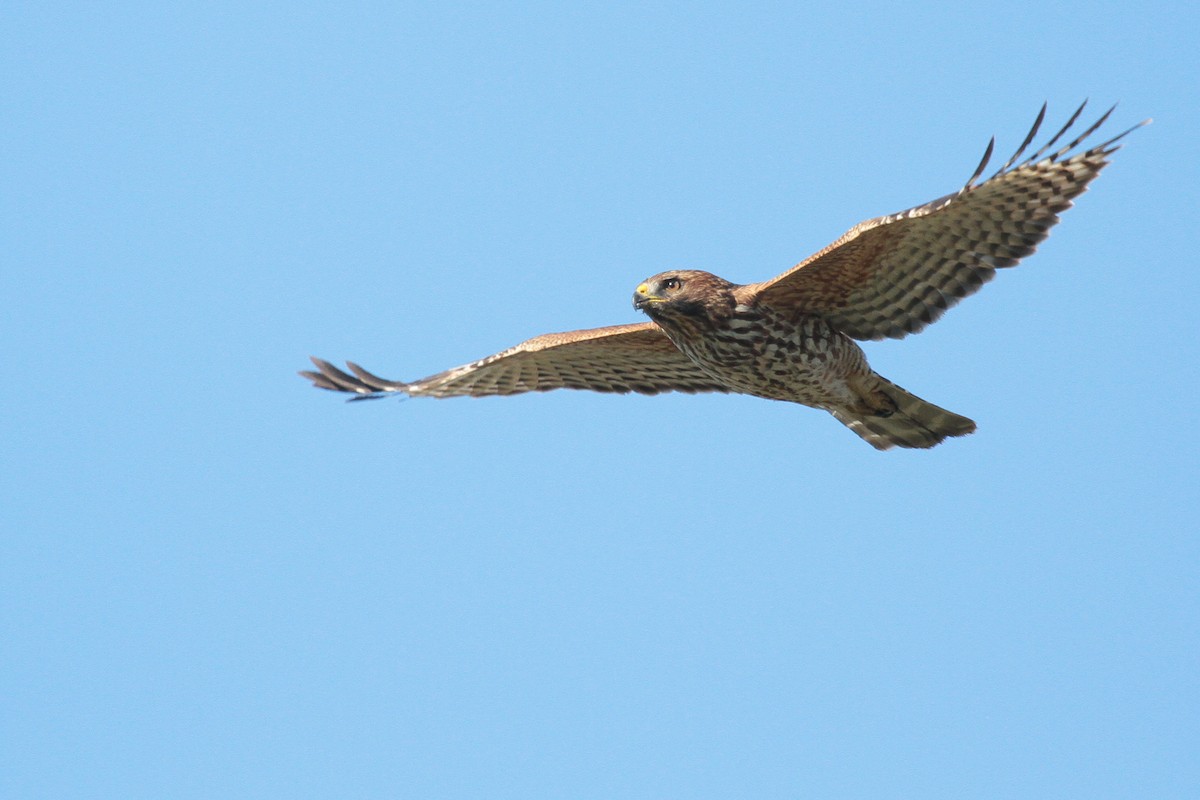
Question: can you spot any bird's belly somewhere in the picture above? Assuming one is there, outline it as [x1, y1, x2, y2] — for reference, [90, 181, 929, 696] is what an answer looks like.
[674, 315, 869, 408]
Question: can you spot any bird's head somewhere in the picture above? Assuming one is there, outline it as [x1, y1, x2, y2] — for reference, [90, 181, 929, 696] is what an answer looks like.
[632, 270, 736, 324]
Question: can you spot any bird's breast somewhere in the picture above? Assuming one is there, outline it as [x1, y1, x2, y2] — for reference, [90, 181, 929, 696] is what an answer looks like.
[663, 310, 866, 400]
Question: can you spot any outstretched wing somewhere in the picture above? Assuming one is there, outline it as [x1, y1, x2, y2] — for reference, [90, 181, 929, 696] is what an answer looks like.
[741, 103, 1148, 341]
[300, 322, 730, 399]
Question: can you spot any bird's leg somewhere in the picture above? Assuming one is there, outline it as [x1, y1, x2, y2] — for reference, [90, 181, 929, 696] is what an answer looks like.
[849, 376, 899, 418]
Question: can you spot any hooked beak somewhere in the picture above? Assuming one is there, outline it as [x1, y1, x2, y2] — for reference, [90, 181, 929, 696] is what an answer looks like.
[633, 282, 663, 310]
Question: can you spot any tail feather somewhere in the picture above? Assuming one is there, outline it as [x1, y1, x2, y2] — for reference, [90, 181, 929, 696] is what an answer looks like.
[832, 376, 976, 450]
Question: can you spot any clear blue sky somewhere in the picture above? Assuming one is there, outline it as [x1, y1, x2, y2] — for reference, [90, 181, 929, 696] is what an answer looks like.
[3, 2, 1197, 798]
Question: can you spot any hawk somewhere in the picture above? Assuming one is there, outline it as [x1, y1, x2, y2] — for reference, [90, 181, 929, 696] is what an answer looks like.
[302, 103, 1145, 450]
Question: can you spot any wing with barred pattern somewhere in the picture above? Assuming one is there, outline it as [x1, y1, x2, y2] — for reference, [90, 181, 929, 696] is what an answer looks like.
[300, 322, 730, 399]
[741, 102, 1149, 341]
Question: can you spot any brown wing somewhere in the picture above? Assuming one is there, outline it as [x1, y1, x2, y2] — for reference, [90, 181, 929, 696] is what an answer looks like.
[741, 103, 1148, 341]
[300, 322, 730, 399]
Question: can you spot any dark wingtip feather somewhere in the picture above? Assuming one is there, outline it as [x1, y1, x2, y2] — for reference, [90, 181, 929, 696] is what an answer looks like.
[961, 136, 995, 192]
[991, 102, 1047, 179]
[300, 355, 410, 400]
[299, 369, 342, 391]
[304, 357, 374, 394]
[1056, 103, 1117, 158]
[1095, 116, 1152, 156]
[1023, 99, 1087, 165]
[346, 361, 409, 392]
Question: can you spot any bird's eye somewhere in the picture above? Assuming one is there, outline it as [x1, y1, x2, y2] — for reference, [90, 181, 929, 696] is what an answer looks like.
[663, 278, 681, 291]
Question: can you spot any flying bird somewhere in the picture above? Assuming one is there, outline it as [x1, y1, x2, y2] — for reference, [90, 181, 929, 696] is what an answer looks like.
[301, 103, 1145, 450]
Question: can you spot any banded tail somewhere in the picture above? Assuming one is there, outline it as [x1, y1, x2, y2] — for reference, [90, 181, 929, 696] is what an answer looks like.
[832, 375, 976, 450]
